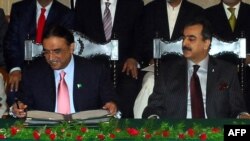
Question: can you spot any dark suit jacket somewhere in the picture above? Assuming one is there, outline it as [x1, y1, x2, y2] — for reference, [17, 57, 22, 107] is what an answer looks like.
[4, 0, 74, 71]
[141, 0, 203, 63]
[205, 2, 250, 53]
[75, 0, 144, 64]
[0, 8, 8, 67]
[18, 55, 117, 112]
[143, 56, 247, 119]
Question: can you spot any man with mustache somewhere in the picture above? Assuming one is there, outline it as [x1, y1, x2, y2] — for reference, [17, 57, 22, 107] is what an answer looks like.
[134, 0, 203, 118]
[4, 0, 74, 94]
[10, 26, 117, 118]
[142, 17, 250, 119]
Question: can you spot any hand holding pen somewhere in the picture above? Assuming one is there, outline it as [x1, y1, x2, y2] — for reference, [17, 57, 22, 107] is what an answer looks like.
[12, 98, 28, 118]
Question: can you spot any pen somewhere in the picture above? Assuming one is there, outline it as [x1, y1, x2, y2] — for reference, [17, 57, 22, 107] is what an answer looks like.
[15, 98, 20, 109]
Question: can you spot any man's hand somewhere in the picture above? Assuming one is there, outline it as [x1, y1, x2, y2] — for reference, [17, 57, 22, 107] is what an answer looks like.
[122, 58, 138, 79]
[9, 70, 21, 92]
[103, 102, 117, 116]
[12, 101, 27, 118]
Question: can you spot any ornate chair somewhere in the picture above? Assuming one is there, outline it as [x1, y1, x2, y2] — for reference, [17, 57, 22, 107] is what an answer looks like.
[24, 31, 119, 88]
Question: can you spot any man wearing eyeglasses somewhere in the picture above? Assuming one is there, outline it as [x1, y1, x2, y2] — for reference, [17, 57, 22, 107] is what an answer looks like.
[10, 25, 117, 118]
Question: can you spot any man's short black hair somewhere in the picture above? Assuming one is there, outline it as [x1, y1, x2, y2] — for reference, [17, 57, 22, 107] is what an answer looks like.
[43, 25, 74, 46]
[183, 17, 213, 41]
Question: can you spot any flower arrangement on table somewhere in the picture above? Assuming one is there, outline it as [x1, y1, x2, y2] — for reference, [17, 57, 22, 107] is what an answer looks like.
[0, 119, 223, 141]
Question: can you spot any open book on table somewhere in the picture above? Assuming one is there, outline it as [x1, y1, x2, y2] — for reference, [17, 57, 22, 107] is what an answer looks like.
[24, 109, 110, 125]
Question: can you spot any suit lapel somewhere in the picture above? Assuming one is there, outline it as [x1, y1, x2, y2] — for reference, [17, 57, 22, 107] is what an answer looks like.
[157, 0, 170, 40]
[45, 1, 58, 32]
[234, 3, 248, 34]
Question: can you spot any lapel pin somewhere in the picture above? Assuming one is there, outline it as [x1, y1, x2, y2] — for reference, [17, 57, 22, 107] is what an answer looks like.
[77, 84, 83, 89]
[212, 69, 215, 72]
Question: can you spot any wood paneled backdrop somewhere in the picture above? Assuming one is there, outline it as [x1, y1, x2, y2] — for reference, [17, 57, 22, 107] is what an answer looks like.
[0, 0, 250, 15]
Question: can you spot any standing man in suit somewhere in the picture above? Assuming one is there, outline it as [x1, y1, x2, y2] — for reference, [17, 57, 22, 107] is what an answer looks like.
[204, 0, 250, 112]
[75, 0, 144, 118]
[10, 25, 117, 118]
[143, 17, 250, 119]
[4, 0, 74, 93]
[141, 0, 203, 64]
[0, 8, 8, 67]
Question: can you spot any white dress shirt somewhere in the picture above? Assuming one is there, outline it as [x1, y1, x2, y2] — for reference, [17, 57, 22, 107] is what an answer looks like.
[166, 0, 182, 38]
[54, 56, 76, 113]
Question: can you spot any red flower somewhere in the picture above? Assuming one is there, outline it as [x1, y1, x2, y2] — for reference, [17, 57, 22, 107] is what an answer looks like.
[49, 133, 56, 140]
[76, 135, 83, 141]
[211, 127, 220, 133]
[97, 134, 105, 140]
[0, 134, 5, 139]
[200, 133, 207, 141]
[145, 133, 152, 139]
[162, 130, 170, 137]
[45, 128, 52, 135]
[81, 127, 88, 133]
[187, 128, 195, 137]
[10, 127, 18, 136]
[127, 128, 139, 136]
[33, 130, 40, 140]
[178, 133, 185, 139]
[109, 133, 115, 139]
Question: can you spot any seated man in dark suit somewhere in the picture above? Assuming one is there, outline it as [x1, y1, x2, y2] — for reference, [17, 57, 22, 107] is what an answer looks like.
[10, 25, 117, 118]
[4, 0, 74, 93]
[143, 17, 250, 119]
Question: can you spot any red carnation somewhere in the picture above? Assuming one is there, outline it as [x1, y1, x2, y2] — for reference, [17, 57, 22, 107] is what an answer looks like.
[127, 128, 139, 136]
[178, 133, 185, 139]
[81, 127, 88, 133]
[97, 134, 105, 140]
[200, 133, 207, 141]
[33, 130, 40, 140]
[187, 128, 195, 137]
[10, 127, 18, 136]
[109, 133, 115, 139]
[45, 128, 52, 135]
[162, 130, 170, 137]
[145, 133, 152, 139]
[76, 135, 83, 141]
[211, 127, 220, 133]
[0, 134, 6, 139]
[49, 133, 56, 140]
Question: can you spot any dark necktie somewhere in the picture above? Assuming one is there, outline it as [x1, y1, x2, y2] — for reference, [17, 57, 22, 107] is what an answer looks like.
[36, 8, 46, 43]
[190, 65, 205, 118]
[103, 2, 112, 41]
[228, 7, 236, 32]
[71, 0, 75, 10]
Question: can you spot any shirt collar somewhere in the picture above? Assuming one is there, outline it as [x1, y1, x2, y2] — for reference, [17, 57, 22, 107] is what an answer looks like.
[187, 55, 209, 71]
[102, 0, 116, 5]
[37, 0, 53, 11]
[223, 2, 241, 18]
[167, 0, 182, 10]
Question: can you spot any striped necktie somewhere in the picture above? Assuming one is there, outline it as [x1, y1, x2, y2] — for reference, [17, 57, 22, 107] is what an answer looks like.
[103, 2, 112, 41]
